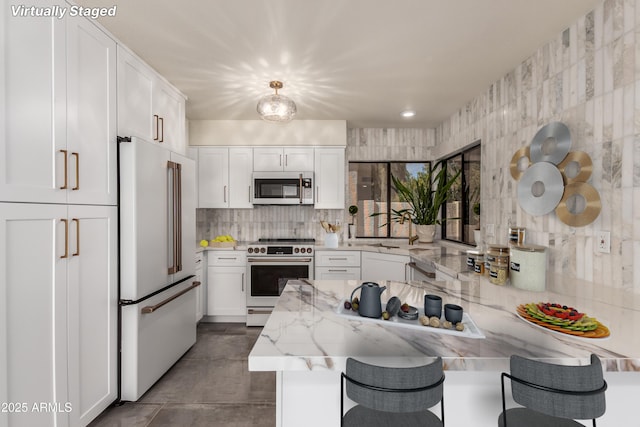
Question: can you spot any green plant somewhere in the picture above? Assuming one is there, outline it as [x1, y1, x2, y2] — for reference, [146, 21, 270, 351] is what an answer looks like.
[372, 160, 461, 226]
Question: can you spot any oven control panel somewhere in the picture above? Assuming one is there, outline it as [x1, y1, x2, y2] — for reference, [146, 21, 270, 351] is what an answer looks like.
[247, 245, 313, 255]
[247, 239, 315, 256]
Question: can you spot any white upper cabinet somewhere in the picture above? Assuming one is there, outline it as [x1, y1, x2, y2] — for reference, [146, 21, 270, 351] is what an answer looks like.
[154, 79, 186, 154]
[228, 148, 253, 208]
[314, 147, 345, 209]
[66, 15, 117, 206]
[117, 47, 186, 154]
[0, 2, 67, 204]
[198, 147, 253, 208]
[198, 148, 229, 208]
[0, 7, 117, 206]
[253, 147, 314, 171]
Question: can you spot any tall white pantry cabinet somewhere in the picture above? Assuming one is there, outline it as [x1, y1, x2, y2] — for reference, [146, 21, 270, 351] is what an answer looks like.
[0, 4, 118, 427]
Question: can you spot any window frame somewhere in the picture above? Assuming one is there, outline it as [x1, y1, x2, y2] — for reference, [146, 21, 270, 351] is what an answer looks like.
[440, 141, 482, 246]
[348, 160, 431, 239]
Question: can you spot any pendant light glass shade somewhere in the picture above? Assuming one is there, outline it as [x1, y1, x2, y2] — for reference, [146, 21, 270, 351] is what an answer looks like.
[256, 81, 297, 122]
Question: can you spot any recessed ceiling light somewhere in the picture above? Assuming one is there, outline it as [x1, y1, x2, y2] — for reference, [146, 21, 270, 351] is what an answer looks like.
[401, 110, 416, 118]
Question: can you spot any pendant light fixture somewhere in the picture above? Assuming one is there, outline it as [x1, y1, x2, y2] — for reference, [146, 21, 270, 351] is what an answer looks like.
[256, 80, 297, 122]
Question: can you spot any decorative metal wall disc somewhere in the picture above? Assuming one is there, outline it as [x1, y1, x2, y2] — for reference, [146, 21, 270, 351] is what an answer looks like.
[510, 146, 531, 181]
[529, 121, 571, 165]
[557, 151, 593, 185]
[555, 182, 601, 227]
[517, 162, 565, 216]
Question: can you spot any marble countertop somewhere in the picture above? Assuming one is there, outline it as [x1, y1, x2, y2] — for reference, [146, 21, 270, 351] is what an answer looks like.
[248, 278, 640, 373]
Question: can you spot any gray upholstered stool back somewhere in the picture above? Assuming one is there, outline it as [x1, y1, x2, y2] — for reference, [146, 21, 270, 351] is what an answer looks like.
[510, 354, 606, 420]
[345, 357, 444, 413]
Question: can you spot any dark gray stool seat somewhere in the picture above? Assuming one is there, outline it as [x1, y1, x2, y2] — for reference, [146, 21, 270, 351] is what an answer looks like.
[341, 357, 445, 427]
[344, 405, 443, 427]
[499, 354, 607, 427]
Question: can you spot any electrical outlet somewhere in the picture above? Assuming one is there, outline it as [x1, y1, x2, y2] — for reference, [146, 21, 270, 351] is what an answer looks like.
[597, 231, 610, 254]
[485, 224, 495, 237]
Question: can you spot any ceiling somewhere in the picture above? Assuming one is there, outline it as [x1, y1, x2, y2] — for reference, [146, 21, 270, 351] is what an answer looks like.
[79, 0, 602, 128]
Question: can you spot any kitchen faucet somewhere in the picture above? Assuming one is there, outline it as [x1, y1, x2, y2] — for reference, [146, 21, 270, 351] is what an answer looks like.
[399, 212, 419, 245]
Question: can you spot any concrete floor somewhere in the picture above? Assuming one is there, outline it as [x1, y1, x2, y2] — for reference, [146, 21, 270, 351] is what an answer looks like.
[89, 323, 276, 427]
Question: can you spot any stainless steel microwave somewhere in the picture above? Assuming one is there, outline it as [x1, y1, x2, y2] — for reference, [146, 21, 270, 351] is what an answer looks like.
[252, 172, 314, 205]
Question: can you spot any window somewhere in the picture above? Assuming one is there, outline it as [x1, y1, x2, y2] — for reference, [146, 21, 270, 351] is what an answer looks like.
[442, 143, 481, 245]
[348, 161, 430, 238]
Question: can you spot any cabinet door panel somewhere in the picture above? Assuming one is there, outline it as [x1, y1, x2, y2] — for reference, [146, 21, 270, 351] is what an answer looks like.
[0, 203, 68, 427]
[207, 266, 246, 316]
[229, 148, 253, 208]
[253, 147, 283, 171]
[117, 47, 153, 141]
[198, 148, 229, 208]
[0, 5, 66, 204]
[67, 17, 117, 206]
[283, 147, 314, 171]
[154, 81, 185, 154]
[360, 252, 409, 282]
[67, 205, 117, 426]
[314, 148, 345, 209]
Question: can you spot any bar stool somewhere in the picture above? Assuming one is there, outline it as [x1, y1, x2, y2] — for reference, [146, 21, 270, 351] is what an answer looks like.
[340, 357, 445, 427]
[499, 354, 607, 427]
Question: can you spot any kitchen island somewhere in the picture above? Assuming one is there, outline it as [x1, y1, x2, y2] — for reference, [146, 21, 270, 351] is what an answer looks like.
[248, 278, 640, 426]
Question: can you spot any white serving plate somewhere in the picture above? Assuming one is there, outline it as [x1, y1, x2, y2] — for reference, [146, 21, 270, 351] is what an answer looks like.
[334, 300, 485, 339]
[515, 312, 610, 340]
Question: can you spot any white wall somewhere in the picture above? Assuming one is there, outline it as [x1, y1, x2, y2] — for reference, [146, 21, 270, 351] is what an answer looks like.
[189, 119, 347, 146]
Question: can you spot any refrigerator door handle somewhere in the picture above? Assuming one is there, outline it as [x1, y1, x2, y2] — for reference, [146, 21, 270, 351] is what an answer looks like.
[168, 161, 179, 274]
[176, 163, 182, 272]
[141, 281, 201, 314]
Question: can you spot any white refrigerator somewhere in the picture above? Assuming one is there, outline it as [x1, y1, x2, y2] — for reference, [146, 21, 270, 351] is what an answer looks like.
[118, 137, 198, 401]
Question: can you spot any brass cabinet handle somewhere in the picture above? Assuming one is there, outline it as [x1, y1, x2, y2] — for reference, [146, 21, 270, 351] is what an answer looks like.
[60, 219, 69, 259]
[159, 117, 164, 142]
[72, 218, 80, 256]
[71, 152, 79, 190]
[153, 114, 159, 141]
[60, 149, 68, 189]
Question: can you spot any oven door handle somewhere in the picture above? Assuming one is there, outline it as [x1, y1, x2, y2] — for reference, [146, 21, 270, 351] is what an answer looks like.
[247, 257, 313, 263]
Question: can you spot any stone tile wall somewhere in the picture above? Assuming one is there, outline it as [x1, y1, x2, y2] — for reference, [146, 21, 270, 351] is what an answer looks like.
[434, 0, 639, 292]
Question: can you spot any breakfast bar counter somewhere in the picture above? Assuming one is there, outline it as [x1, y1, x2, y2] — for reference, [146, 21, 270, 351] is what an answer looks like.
[248, 278, 640, 427]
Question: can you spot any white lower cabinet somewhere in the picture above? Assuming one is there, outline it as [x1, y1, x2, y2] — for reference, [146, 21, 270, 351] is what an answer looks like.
[0, 202, 117, 427]
[360, 251, 410, 282]
[206, 251, 246, 322]
[315, 250, 361, 280]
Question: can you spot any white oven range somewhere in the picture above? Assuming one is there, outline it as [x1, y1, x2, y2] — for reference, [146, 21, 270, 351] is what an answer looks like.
[245, 238, 314, 326]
